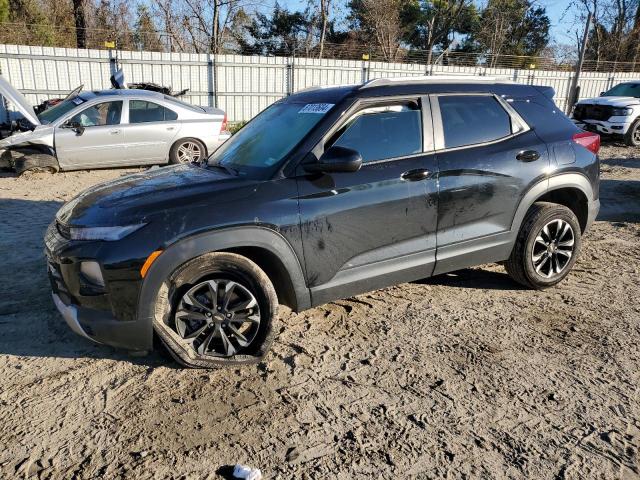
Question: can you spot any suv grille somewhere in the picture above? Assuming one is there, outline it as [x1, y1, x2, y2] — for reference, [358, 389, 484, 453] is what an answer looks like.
[573, 104, 614, 121]
[56, 220, 71, 239]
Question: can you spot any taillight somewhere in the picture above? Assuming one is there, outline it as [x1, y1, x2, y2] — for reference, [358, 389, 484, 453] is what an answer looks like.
[221, 112, 228, 133]
[572, 131, 600, 154]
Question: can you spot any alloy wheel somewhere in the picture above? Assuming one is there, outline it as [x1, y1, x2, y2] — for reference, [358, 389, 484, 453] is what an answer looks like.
[173, 279, 261, 357]
[177, 141, 202, 163]
[531, 219, 575, 278]
[634, 124, 640, 144]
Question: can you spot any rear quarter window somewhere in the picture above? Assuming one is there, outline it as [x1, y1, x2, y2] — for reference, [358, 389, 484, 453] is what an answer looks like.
[510, 99, 579, 143]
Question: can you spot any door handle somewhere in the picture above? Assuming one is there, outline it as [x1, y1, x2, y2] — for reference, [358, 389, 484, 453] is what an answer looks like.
[401, 168, 430, 181]
[516, 150, 540, 162]
[109, 129, 121, 135]
[167, 126, 175, 131]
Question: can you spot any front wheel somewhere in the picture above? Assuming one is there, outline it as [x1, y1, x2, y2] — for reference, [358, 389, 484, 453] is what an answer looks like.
[624, 119, 640, 147]
[505, 202, 582, 289]
[154, 252, 279, 368]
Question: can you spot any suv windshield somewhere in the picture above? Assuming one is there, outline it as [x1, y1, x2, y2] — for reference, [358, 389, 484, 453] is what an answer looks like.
[37, 96, 86, 124]
[208, 102, 333, 176]
[602, 83, 640, 97]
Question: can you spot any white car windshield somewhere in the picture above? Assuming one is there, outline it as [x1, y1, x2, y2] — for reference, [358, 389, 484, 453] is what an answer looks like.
[602, 83, 640, 98]
[37, 96, 86, 124]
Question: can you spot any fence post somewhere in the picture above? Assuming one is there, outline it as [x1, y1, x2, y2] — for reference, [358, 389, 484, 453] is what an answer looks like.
[361, 52, 370, 83]
[286, 48, 296, 96]
[207, 56, 215, 108]
[108, 48, 118, 76]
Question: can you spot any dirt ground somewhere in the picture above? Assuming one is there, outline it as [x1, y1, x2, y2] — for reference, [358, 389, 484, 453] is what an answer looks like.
[0, 144, 639, 479]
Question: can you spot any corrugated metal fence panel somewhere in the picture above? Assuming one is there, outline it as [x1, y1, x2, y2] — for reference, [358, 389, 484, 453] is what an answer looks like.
[1, 43, 639, 123]
[216, 54, 289, 121]
[294, 57, 362, 90]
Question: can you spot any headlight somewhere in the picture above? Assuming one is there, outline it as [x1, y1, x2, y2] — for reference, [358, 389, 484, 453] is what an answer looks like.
[611, 107, 633, 116]
[69, 224, 146, 241]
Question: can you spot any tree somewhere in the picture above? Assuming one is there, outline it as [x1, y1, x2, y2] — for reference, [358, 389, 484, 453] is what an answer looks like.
[317, 0, 332, 58]
[92, 0, 135, 50]
[403, 0, 477, 65]
[577, 0, 640, 66]
[348, 0, 412, 61]
[134, 5, 163, 51]
[242, 3, 311, 55]
[72, 0, 86, 48]
[467, 0, 550, 66]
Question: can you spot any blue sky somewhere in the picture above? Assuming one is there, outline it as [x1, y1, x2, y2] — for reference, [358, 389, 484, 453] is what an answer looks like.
[268, 0, 582, 47]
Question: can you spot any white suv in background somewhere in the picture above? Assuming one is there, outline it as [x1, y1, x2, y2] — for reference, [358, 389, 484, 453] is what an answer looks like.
[572, 81, 640, 146]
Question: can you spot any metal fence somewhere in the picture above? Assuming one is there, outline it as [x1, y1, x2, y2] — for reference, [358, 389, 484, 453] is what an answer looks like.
[1, 43, 638, 123]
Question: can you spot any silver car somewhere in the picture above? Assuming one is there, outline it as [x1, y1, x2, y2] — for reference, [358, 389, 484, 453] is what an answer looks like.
[0, 76, 229, 173]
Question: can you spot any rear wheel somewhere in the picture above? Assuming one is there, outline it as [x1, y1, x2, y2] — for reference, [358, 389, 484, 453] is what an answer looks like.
[505, 202, 582, 289]
[624, 119, 640, 147]
[169, 138, 206, 164]
[154, 252, 278, 368]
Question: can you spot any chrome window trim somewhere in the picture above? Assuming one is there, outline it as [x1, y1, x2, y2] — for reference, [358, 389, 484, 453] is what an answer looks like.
[431, 93, 531, 152]
[313, 94, 434, 166]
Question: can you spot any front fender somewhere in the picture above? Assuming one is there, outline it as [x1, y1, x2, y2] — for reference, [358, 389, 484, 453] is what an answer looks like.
[136, 226, 310, 349]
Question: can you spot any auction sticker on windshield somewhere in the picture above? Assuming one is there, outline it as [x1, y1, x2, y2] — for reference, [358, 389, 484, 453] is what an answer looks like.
[299, 103, 334, 114]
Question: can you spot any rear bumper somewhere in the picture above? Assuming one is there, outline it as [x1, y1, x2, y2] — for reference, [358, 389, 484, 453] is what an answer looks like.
[587, 199, 600, 230]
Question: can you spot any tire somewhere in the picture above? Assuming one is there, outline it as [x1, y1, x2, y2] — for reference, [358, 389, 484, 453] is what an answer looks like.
[153, 252, 279, 368]
[169, 138, 206, 164]
[13, 151, 60, 175]
[624, 119, 640, 147]
[505, 202, 582, 289]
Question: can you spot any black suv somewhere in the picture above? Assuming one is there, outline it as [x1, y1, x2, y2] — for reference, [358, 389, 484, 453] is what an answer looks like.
[45, 77, 601, 367]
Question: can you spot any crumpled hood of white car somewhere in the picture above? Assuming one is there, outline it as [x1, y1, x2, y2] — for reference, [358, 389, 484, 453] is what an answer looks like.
[0, 125, 54, 149]
[577, 96, 640, 107]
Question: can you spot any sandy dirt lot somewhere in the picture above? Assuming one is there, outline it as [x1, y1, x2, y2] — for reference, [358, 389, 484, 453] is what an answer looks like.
[0, 145, 639, 479]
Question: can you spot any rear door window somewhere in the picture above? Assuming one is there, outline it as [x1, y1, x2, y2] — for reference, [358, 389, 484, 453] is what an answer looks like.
[438, 95, 512, 149]
[331, 103, 422, 163]
[129, 100, 177, 123]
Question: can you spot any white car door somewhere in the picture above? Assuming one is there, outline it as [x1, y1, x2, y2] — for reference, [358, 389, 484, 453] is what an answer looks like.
[123, 99, 182, 164]
[55, 100, 125, 170]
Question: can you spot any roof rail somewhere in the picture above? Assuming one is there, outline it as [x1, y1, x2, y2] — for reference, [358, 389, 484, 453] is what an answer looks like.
[359, 75, 509, 89]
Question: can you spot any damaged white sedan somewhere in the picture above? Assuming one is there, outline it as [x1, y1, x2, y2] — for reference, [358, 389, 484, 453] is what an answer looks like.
[0, 75, 230, 174]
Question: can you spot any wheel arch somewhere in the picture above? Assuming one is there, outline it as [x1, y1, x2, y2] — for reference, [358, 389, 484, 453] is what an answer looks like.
[137, 226, 310, 347]
[511, 173, 595, 235]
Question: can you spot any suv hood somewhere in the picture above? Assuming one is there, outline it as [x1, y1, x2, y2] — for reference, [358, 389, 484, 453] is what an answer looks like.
[56, 164, 256, 227]
[577, 96, 640, 107]
[0, 75, 40, 125]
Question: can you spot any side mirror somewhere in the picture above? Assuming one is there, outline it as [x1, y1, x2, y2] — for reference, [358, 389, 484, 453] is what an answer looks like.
[64, 120, 85, 135]
[304, 146, 362, 174]
[600, 91, 605, 96]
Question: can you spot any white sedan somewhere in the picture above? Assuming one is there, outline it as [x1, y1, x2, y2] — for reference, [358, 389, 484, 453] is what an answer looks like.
[0, 75, 230, 173]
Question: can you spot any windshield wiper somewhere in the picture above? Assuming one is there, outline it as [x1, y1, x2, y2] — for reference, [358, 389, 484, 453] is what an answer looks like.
[205, 161, 239, 176]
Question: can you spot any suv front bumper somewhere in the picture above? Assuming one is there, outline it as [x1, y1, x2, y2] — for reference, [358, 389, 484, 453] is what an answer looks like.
[45, 221, 152, 351]
[574, 118, 633, 135]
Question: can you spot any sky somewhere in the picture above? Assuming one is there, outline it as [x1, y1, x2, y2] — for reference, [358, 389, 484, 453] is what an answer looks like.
[270, 0, 584, 47]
